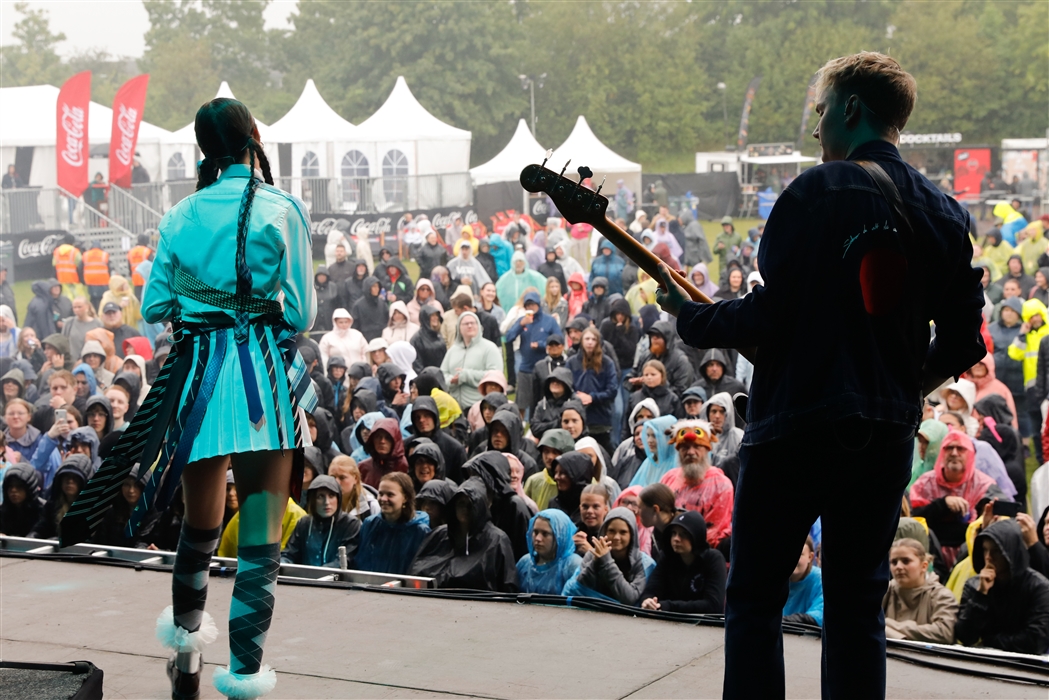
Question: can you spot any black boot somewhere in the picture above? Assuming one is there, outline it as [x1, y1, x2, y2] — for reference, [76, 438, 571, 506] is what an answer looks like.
[167, 653, 201, 700]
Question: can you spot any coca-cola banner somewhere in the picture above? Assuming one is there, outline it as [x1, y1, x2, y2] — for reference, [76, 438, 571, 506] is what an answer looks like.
[9, 230, 68, 282]
[56, 71, 91, 197]
[108, 74, 150, 188]
[310, 207, 480, 259]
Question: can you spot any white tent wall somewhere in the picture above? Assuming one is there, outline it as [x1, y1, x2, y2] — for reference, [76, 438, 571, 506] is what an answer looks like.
[548, 115, 641, 198]
[470, 119, 547, 186]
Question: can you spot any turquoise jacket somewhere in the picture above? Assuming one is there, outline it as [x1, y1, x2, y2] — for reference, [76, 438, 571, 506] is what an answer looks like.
[143, 165, 315, 330]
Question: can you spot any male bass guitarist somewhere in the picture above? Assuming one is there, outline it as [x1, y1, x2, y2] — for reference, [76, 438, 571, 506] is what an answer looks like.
[656, 52, 985, 699]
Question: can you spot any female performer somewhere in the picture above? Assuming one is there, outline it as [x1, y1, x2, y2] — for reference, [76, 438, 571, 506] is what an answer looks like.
[62, 98, 316, 700]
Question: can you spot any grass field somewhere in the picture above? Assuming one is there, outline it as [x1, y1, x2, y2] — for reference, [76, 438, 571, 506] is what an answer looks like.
[11, 221, 1040, 496]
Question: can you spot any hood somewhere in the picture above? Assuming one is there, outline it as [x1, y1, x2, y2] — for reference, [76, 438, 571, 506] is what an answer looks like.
[1020, 298, 1048, 325]
[42, 333, 72, 360]
[327, 355, 348, 371]
[527, 508, 578, 563]
[973, 393, 1015, 428]
[306, 475, 342, 517]
[409, 441, 447, 480]
[72, 363, 98, 397]
[411, 396, 441, 435]
[915, 419, 950, 475]
[417, 478, 456, 507]
[388, 300, 411, 324]
[522, 290, 542, 309]
[478, 369, 508, 393]
[84, 328, 116, 358]
[510, 250, 529, 272]
[412, 366, 447, 397]
[352, 411, 385, 449]
[417, 304, 442, 337]
[700, 392, 736, 431]
[642, 415, 678, 467]
[699, 348, 732, 377]
[561, 399, 587, 430]
[453, 311, 482, 346]
[574, 436, 608, 481]
[1, 367, 25, 392]
[567, 271, 588, 293]
[33, 279, 59, 299]
[431, 389, 462, 429]
[932, 430, 976, 487]
[314, 266, 330, 284]
[609, 297, 632, 320]
[463, 450, 515, 500]
[351, 387, 379, 415]
[330, 307, 353, 333]
[363, 275, 382, 296]
[303, 446, 326, 475]
[598, 239, 616, 255]
[600, 506, 640, 557]
[365, 417, 406, 463]
[348, 361, 371, 380]
[480, 392, 509, 415]
[663, 510, 710, 554]
[538, 428, 576, 455]
[53, 452, 95, 486]
[488, 408, 525, 457]
[590, 276, 609, 295]
[449, 478, 492, 538]
[312, 407, 337, 452]
[386, 342, 417, 383]
[638, 305, 661, 333]
[113, 370, 141, 402]
[973, 519, 1030, 580]
[555, 450, 594, 487]
[84, 394, 113, 434]
[3, 462, 43, 496]
[628, 398, 661, 431]
[543, 366, 575, 400]
[122, 352, 149, 379]
[80, 340, 108, 360]
[943, 379, 977, 414]
[415, 278, 436, 299]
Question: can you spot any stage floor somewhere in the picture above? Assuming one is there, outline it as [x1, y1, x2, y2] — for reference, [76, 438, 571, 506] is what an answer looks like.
[0, 556, 1044, 699]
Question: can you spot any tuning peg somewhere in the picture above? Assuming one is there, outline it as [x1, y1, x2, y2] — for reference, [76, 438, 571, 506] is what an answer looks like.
[577, 166, 593, 183]
[559, 159, 571, 178]
[595, 176, 606, 195]
[541, 149, 553, 168]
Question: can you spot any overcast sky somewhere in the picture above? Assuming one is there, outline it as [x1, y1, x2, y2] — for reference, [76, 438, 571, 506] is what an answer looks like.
[0, 0, 297, 58]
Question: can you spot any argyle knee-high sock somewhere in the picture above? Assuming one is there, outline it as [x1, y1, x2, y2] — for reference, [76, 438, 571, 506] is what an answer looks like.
[228, 542, 281, 676]
[172, 523, 221, 634]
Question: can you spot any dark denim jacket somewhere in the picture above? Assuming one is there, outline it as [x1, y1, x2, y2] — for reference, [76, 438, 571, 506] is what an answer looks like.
[676, 140, 986, 445]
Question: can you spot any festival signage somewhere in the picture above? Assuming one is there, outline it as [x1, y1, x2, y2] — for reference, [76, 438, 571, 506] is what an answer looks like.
[899, 133, 963, 146]
[10, 230, 68, 281]
[56, 71, 91, 197]
[736, 76, 762, 150]
[108, 75, 150, 187]
[310, 206, 480, 258]
[953, 148, 991, 201]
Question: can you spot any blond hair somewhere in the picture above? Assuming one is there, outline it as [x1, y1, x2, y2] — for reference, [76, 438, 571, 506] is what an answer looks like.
[328, 455, 362, 513]
[814, 51, 916, 134]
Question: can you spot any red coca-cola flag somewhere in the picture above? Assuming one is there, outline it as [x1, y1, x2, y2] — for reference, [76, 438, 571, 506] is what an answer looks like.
[108, 74, 150, 188]
[56, 71, 91, 197]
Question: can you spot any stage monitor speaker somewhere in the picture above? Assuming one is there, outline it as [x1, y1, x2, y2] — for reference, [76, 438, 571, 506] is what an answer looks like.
[0, 660, 103, 700]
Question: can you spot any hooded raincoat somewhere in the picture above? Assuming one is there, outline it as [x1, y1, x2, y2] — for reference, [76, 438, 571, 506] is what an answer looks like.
[910, 419, 949, 488]
[350, 276, 389, 341]
[357, 417, 409, 488]
[282, 475, 362, 567]
[355, 508, 431, 576]
[463, 450, 533, 561]
[440, 312, 502, 410]
[495, 252, 547, 310]
[410, 478, 518, 591]
[516, 508, 583, 594]
[383, 301, 421, 344]
[1, 462, 46, 537]
[639, 510, 726, 613]
[629, 416, 679, 487]
[548, 450, 594, 524]
[411, 396, 467, 484]
[524, 430, 576, 511]
[319, 309, 368, 367]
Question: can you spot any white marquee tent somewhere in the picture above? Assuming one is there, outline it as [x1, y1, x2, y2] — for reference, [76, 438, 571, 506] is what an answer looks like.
[162, 81, 276, 182]
[469, 119, 546, 186]
[0, 84, 172, 188]
[549, 115, 641, 195]
[265, 78, 359, 182]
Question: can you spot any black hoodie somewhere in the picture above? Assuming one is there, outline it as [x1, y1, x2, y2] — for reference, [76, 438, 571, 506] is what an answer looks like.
[416, 478, 457, 527]
[973, 395, 1026, 503]
[548, 450, 594, 524]
[639, 511, 726, 613]
[411, 305, 448, 371]
[376, 362, 408, 416]
[1, 463, 46, 537]
[582, 277, 612, 325]
[635, 321, 694, 398]
[282, 475, 361, 568]
[955, 519, 1049, 654]
[417, 241, 448, 282]
[343, 260, 371, 309]
[29, 454, 94, 540]
[531, 367, 576, 440]
[467, 392, 511, 455]
[350, 276, 389, 341]
[311, 407, 341, 469]
[538, 249, 567, 293]
[411, 396, 467, 484]
[599, 297, 642, 371]
[313, 266, 340, 332]
[410, 478, 518, 592]
[486, 408, 538, 480]
[694, 348, 747, 428]
[462, 451, 533, 561]
[412, 366, 447, 398]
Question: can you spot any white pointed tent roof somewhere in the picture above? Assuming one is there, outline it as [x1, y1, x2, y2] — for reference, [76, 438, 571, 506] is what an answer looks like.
[470, 119, 546, 186]
[356, 76, 470, 141]
[265, 79, 357, 143]
[164, 82, 271, 144]
[0, 84, 172, 147]
[549, 116, 640, 174]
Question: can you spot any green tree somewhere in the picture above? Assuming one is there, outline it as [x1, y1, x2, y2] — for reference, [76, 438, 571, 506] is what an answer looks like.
[0, 2, 67, 86]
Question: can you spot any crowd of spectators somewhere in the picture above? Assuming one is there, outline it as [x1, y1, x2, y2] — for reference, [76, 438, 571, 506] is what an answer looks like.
[1, 201, 1047, 655]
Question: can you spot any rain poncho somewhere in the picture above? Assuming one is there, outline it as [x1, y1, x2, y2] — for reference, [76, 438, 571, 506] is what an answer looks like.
[689, 263, 719, 299]
[629, 416, 679, 487]
[410, 478, 518, 592]
[516, 508, 582, 594]
[1014, 221, 1044, 276]
[72, 362, 99, 398]
[910, 430, 999, 522]
[319, 309, 368, 367]
[347, 411, 384, 462]
[625, 269, 659, 315]
[357, 417, 409, 488]
[992, 202, 1028, 246]
[1006, 298, 1049, 387]
[910, 419, 949, 488]
[495, 251, 547, 310]
[354, 509, 431, 576]
[463, 449, 533, 561]
[562, 506, 656, 604]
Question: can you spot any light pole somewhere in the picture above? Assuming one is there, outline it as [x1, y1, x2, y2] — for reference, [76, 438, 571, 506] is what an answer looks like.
[519, 73, 546, 137]
[717, 82, 728, 150]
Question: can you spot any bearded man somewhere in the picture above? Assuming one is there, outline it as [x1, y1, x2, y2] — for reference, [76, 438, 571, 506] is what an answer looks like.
[658, 419, 734, 559]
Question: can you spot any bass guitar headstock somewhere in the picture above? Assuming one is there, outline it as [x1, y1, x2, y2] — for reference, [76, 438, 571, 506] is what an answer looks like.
[520, 158, 609, 227]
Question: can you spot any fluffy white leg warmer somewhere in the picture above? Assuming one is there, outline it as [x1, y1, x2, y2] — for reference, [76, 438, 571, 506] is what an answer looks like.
[156, 605, 219, 653]
[212, 666, 278, 699]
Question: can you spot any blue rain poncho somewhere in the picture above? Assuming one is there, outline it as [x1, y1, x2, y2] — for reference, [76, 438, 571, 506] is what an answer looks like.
[349, 412, 385, 463]
[629, 415, 679, 487]
[516, 509, 583, 594]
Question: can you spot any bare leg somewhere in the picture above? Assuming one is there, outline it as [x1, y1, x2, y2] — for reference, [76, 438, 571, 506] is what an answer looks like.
[182, 454, 230, 531]
[230, 449, 293, 546]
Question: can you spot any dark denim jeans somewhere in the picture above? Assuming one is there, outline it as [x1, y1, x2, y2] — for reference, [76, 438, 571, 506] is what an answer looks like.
[723, 418, 914, 700]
